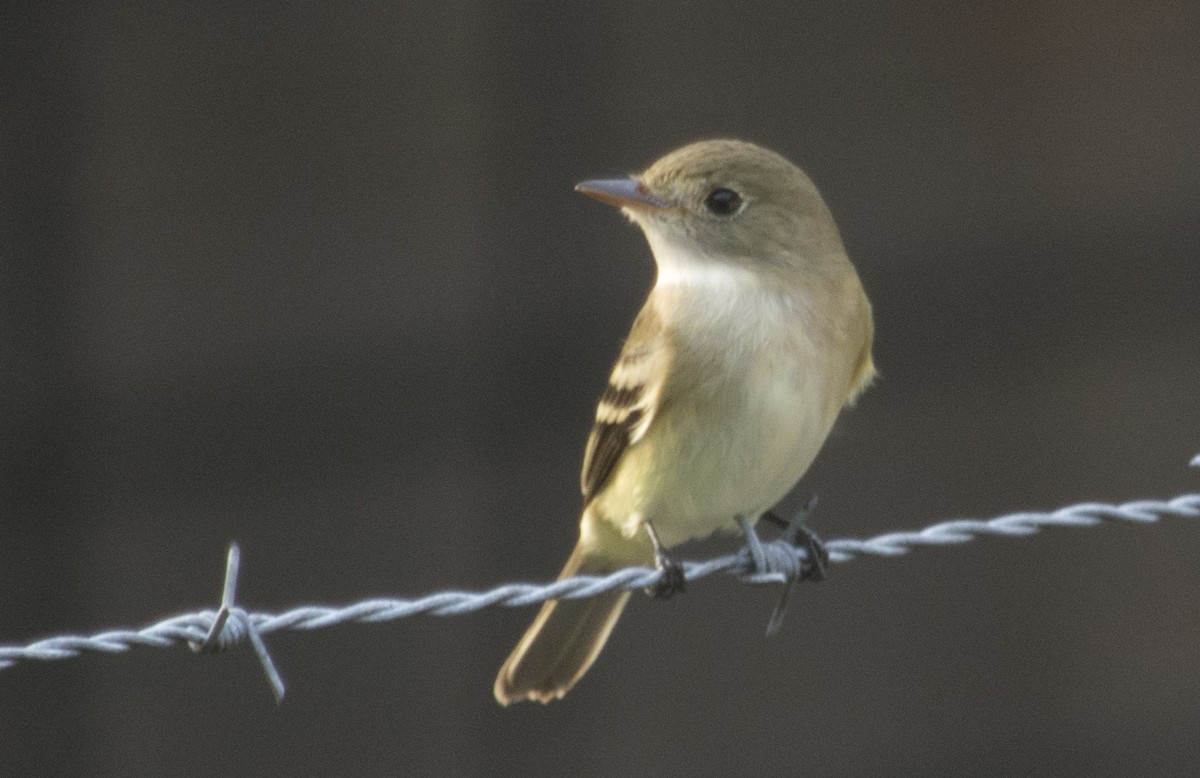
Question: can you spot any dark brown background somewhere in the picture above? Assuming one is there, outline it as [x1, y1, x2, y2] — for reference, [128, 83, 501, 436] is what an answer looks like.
[3, 2, 1198, 776]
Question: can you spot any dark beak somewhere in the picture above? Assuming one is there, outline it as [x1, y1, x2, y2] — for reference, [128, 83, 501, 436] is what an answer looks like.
[575, 179, 671, 210]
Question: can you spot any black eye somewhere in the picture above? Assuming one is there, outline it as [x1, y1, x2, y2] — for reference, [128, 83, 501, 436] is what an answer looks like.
[703, 188, 743, 216]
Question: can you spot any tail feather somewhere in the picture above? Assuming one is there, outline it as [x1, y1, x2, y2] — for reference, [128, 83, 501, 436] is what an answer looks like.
[494, 542, 632, 705]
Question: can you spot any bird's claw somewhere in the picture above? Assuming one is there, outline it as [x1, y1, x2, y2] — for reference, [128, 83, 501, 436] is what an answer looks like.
[646, 554, 687, 599]
[643, 521, 686, 598]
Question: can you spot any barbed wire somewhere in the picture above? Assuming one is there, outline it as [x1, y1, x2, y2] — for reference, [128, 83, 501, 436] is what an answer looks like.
[3, 455, 1198, 701]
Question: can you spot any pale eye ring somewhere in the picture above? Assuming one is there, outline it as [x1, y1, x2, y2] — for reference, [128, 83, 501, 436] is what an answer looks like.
[703, 187, 743, 216]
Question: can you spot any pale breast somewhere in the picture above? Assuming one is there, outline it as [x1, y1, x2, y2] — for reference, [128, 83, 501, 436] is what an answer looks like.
[591, 285, 844, 547]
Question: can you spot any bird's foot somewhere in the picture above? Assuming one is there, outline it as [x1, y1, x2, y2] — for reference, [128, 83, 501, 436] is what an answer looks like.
[648, 553, 687, 599]
[643, 521, 686, 599]
[740, 497, 825, 635]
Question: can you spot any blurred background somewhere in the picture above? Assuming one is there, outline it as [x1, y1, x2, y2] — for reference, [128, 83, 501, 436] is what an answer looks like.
[3, 2, 1198, 775]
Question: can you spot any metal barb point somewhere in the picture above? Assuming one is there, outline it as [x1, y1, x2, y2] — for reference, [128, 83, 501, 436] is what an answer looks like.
[764, 502, 825, 637]
[192, 543, 241, 653]
[191, 543, 287, 703]
[783, 496, 819, 544]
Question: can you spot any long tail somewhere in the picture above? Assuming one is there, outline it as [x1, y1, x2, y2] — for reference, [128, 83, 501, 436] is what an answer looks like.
[494, 541, 632, 705]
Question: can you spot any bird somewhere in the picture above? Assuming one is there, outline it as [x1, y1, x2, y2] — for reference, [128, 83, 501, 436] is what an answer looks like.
[494, 139, 875, 705]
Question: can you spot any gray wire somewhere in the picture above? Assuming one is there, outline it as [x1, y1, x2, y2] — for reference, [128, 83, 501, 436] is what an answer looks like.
[2, 485, 1198, 698]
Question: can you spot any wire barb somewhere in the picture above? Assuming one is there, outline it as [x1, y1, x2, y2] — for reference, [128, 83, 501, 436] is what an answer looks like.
[1, 457, 1198, 694]
[187, 543, 286, 703]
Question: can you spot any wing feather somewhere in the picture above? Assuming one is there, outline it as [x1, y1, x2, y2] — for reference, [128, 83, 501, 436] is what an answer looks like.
[580, 305, 669, 502]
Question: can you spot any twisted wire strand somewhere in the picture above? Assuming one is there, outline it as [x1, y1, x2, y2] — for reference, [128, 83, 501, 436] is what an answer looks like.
[2, 489, 1198, 692]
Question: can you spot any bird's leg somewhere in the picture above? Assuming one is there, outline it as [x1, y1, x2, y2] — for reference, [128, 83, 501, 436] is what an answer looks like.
[737, 515, 770, 574]
[643, 521, 686, 599]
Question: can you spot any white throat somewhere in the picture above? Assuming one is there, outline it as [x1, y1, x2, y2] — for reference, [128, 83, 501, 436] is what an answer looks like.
[642, 229, 760, 290]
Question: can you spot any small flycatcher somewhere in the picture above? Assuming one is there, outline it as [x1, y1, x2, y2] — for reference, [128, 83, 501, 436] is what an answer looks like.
[495, 139, 875, 704]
